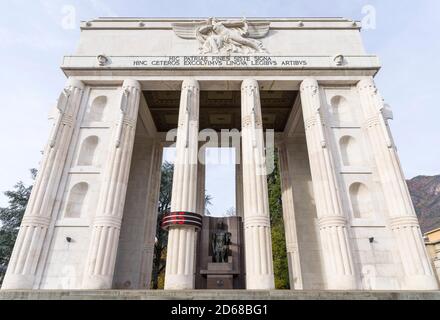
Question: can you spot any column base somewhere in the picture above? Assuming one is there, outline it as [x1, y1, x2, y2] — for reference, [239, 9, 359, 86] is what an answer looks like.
[286, 250, 303, 290]
[140, 245, 155, 289]
[164, 274, 194, 290]
[164, 226, 197, 291]
[389, 216, 439, 290]
[82, 275, 113, 290]
[1, 274, 35, 290]
[246, 274, 275, 290]
[318, 216, 359, 290]
[326, 275, 359, 290]
[401, 275, 439, 290]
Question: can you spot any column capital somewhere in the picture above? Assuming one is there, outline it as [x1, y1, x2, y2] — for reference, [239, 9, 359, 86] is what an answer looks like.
[123, 79, 141, 90]
[300, 78, 322, 122]
[241, 79, 262, 128]
[182, 79, 200, 91]
[357, 77, 377, 91]
[65, 78, 85, 90]
[300, 78, 319, 93]
[242, 78, 259, 90]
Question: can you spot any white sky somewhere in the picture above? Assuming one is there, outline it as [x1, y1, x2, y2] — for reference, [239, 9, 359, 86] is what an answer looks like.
[163, 148, 236, 216]
[1, 0, 440, 214]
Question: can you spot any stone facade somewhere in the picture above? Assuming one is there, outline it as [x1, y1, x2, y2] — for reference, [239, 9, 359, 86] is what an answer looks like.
[2, 17, 438, 291]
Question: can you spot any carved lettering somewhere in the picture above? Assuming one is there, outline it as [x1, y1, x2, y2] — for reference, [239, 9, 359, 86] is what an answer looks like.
[132, 56, 310, 68]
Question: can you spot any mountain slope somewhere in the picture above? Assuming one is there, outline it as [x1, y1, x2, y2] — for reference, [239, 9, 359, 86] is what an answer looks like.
[407, 175, 440, 234]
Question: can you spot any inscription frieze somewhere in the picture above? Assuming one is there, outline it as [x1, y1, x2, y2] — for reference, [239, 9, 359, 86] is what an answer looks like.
[132, 56, 308, 68]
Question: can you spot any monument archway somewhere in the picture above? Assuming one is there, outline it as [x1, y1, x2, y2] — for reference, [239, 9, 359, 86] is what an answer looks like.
[137, 85, 299, 290]
[2, 17, 438, 292]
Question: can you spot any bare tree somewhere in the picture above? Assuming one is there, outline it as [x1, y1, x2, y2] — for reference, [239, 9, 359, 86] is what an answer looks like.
[225, 207, 236, 217]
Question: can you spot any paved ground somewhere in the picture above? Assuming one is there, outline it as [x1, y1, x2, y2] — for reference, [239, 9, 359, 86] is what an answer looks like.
[0, 290, 439, 300]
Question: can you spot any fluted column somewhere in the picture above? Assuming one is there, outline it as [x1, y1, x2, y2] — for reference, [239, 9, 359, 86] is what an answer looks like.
[164, 79, 200, 290]
[278, 143, 303, 289]
[300, 78, 358, 290]
[241, 79, 275, 290]
[140, 141, 163, 288]
[82, 79, 141, 289]
[2, 79, 85, 290]
[236, 158, 244, 218]
[358, 78, 438, 290]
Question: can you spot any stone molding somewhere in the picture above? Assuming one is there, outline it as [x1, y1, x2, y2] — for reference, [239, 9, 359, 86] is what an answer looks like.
[92, 216, 123, 229]
[389, 216, 421, 229]
[318, 216, 348, 228]
[20, 216, 51, 228]
[244, 216, 271, 228]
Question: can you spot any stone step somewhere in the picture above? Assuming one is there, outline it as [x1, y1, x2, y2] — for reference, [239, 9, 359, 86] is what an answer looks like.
[0, 290, 439, 300]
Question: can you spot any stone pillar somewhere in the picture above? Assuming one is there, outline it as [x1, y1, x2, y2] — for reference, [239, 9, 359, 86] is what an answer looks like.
[300, 78, 358, 290]
[82, 79, 141, 289]
[235, 158, 244, 218]
[140, 141, 163, 288]
[164, 79, 200, 290]
[2, 79, 85, 290]
[357, 78, 438, 290]
[241, 79, 275, 290]
[194, 142, 206, 288]
[278, 143, 303, 289]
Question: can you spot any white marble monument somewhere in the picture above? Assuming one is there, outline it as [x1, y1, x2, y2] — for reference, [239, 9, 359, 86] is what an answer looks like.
[2, 17, 438, 291]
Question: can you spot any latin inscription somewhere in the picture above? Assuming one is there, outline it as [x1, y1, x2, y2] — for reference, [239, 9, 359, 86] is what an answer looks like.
[132, 56, 308, 68]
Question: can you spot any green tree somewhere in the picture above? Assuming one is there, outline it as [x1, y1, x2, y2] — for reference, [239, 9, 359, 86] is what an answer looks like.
[267, 153, 290, 289]
[151, 161, 173, 289]
[0, 169, 36, 285]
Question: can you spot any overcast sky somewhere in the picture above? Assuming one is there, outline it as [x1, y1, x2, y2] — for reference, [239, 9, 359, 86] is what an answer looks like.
[1, 0, 439, 215]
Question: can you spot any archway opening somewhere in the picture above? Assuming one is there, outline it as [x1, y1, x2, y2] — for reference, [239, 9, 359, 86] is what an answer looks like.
[205, 147, 236, 217]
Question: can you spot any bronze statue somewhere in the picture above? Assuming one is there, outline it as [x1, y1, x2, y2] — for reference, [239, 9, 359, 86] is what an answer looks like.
[211, 223, 232, 263]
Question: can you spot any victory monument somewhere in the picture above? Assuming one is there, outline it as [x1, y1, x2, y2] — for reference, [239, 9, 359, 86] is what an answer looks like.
[1, 17, 439, 298]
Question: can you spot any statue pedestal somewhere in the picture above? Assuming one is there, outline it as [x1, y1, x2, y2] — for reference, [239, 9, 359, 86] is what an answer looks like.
[201, 263, 235, 289]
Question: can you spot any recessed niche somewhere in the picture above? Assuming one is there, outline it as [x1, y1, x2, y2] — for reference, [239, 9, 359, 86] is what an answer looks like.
[77, 136, 99, 167]
[349, 182, 372, 219]
[339, 135, 363, 167]
[330, 94, 354, 123]
[65, 182, 89, 218]
[88, 95, 107, 122]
